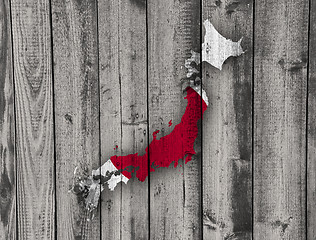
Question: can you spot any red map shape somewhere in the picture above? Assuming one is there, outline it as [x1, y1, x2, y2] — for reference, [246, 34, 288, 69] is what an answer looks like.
[110, 87, 208, 182]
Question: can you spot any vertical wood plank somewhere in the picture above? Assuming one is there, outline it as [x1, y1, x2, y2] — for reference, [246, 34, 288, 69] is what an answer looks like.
[308, 0, 316, 238]
[98, 0, 122, 239]
[119, 0, 148, 239]
[0, 0, 16, 239]
[202, 1, 253, 239]
[254, 0, 309, 239]
[10, 0, 55, 239]
[98, 0, 148, 238]
[51, 0, 100, 239]
[148, 0, 202, 239]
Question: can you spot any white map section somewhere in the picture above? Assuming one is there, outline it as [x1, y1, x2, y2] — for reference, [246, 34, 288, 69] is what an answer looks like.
[92, 159, 129, 191]
[191, 85, 209, 106]
[202, 19, 244, 70]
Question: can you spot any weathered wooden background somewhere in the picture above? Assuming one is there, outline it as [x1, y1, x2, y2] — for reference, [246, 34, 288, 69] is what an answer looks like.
[0, 0, 315, 239]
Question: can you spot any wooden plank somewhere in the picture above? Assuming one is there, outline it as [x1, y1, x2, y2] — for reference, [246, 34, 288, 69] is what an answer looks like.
[254, 0, 309, 239]
[51, 0, 100, 239]
[0, 0, 16, 239]
[202, 1, 253, 239]
[148, 0, 202, 239]
[97, 1, 122, 239]
[308, 0, 316, 238]
[98, 0, 148, 238]
[118, 0, 149, 239]
[10, 0, 55, 239]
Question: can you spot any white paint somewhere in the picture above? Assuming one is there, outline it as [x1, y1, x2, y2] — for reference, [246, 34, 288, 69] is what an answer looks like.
[185, 20, 244, 73]
[92, 159, 129, 191]
[107, 174, 129, 191]
[202, 19, 244, 70]
[191, 85, 209, 106]
[92, 158, 118, 176]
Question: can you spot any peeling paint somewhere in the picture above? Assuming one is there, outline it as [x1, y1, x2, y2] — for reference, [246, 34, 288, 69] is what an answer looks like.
[202, 20, 244, 70]
[185, 20, 244, 72]
[71, 159, 129, 212]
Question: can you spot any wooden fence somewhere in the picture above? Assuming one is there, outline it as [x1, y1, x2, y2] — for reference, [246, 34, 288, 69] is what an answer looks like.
[0, 0, 315, 239]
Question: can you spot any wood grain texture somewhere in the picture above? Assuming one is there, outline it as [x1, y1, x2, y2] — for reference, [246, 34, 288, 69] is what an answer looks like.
[119, 0, 149, 239]
[98, 1, 122, 239]
[4, 1, 316, 238]
[51, 0, 100, 239]
[202, 1, 253, 239]
[98, 0, 148, 239]
[10, 0, 55, 239]
[308, 0, 316, 238]
[0, 0, 16, 239]
[254, 0, 309, 239]
[148, 0, 202, 239]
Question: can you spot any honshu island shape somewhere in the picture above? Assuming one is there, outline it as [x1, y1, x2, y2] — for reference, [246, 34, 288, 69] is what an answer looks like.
[77, 85, 208, 211]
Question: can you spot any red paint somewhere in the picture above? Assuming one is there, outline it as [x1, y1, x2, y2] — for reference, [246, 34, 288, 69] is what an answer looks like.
[110, 87, 207, 182]
[168, 120, 172, 127]
[113, 145, 118, 150]
[153, 130, 160, 139]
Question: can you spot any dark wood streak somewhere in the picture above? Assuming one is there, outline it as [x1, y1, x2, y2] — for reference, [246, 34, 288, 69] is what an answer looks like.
[202, 0, 253, 239]
[308, 0, 316, 238]
[129, 0, 146, 9]
[0, 0, 15, 239]
[233, 75, 252, 161]
[0, 169, 12, 225]
[231, 158, 252, 233]
[231, 54, 252, 234]
[254, 0, 309, 238]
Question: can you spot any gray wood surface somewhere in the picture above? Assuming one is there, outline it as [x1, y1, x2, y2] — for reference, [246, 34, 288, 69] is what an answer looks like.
[1, 0, 315, 239]
[148, 0, 202, 239]
[99, 1, 149, 239]
[10, 0, 55, 239]
[202, 1, 253, 239]
[254, 0, 309, 239]
[308, 0, 316, 238]
[0, 0, 15, 239]
[98, 0, 149, 239]
[51, 0, 100, 239]
[118, 0, 149, 239]
[98, 0, 122, 239]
